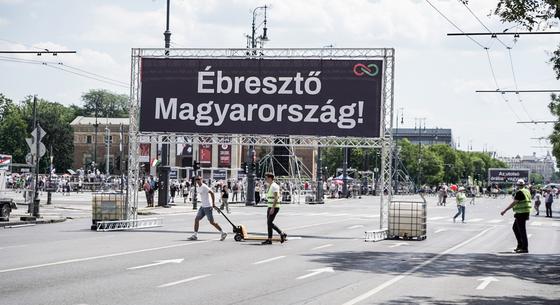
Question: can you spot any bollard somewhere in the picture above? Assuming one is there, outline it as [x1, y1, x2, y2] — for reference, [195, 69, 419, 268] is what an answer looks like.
[47, 191, 52, 205]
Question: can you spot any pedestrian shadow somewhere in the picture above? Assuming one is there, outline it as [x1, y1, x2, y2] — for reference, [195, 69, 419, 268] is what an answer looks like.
[379, 295, 557, 305]
[302, 251, 560, 286]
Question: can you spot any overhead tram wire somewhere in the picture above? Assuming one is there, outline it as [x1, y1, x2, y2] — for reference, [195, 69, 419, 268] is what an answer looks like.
[425, 0, 486, 49]
[425, 0, 523, 122]
[0, 56, 128, 88]
[458, 0, 533, 122]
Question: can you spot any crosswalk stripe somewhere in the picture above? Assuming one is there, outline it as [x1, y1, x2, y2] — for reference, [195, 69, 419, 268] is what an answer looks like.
[530, 221, 543, 226]
[488, 219, 503, 223]
[469, 218, 483, 223]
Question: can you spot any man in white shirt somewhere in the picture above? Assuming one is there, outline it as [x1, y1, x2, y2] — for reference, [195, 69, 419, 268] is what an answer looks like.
[188, 176, 227, 241]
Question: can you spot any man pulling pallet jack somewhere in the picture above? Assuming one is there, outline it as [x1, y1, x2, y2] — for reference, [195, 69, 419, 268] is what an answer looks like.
[218, 172, 287, 244]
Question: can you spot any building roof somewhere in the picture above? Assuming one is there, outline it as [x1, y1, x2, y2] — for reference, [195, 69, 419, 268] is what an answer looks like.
[70, 116, 129, 126]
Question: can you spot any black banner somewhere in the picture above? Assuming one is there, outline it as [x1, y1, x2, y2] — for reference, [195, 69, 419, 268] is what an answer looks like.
[488, 168, 530, 184]
[139, 58, 383, 137]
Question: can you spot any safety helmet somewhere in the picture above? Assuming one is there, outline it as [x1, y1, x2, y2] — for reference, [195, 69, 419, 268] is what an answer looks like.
[516, 179, 525, 186]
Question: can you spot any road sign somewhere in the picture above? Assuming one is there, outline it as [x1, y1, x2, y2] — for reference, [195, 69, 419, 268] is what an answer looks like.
[25, 153, 33, 165]
[26, 138, 46, 158]
[31, 125, 46, 142]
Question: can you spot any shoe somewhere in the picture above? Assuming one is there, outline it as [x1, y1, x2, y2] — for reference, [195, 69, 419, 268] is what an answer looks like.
[188, 234, 197, 241]
[261, 240, 272, 245]
[514, 248, 528, 253]
[220, 232, 227, 241]
[280, 233, 287, 243]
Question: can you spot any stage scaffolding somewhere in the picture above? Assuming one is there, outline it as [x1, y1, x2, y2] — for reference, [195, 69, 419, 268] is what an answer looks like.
[125, 48, 394, 231]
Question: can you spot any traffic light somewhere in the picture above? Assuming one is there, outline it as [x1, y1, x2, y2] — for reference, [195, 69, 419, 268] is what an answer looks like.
[192, 160, 200, 172]
[241, 162, 248, 174]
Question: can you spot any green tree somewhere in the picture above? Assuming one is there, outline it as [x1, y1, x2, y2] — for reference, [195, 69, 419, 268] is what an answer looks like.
[420, 148, 444, 186]
[18, 96, 76, 173]
[530, 172, 544, 185]
[81, 89, 128, 118]
[0, 95, 27, 163]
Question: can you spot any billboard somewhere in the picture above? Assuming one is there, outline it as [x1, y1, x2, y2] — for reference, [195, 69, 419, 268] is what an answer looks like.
[218, 144, 231, 168]
[139, 58, 383, 138]
[138, 144, 151, 163]
[199, 144, 212, 167]
[0, 154, 12, 171]
[488, 168, 530, 184]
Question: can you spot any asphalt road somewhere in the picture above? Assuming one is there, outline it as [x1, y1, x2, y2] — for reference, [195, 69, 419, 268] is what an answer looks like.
[1, 194, 559, 305]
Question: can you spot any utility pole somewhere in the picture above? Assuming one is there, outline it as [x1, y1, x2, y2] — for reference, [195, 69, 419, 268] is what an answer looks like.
[342, 147, 348, 198]
[316, 146, 323, 203]
[105, 126, 110, 175]
[158, 0, 172, 207]
[246, 146, 256, 206]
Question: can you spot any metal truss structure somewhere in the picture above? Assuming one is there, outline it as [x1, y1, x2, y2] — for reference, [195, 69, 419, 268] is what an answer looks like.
[128, 48, 394, 230]
[96, 218, 163, 232]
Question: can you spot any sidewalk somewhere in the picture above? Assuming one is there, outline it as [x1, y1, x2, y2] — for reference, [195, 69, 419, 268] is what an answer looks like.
[1, 189, 350, 228]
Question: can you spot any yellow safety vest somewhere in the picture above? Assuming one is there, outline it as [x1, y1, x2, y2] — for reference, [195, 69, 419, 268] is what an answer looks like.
[513, 188, 532, 214]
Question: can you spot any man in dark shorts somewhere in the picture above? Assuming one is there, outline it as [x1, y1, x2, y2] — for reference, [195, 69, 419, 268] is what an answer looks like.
[188, 176, 227, 241]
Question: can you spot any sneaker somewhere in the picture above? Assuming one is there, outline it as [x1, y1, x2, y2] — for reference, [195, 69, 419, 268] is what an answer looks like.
[261, 239, 272, 245]
[188, 234, 197, 241]
[220, 232, 227, 241]
[515, 248, 528, 253]
[280, 233, 287, 243]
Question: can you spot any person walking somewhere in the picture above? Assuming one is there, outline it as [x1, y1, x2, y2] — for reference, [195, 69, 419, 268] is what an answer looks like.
[143, 178, 153, 207]
[261, 173, 287, 245]
[188, 176, 227, 241]
[500, 179, 532, 253]
[544, 189, 554, 217]
[220, 184, 230, 213]
[534, 190, 542, 216]
[453, 187, 467, 223]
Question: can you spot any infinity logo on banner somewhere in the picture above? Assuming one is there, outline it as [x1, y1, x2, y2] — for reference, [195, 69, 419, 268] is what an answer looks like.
[353, 63, 379, 77]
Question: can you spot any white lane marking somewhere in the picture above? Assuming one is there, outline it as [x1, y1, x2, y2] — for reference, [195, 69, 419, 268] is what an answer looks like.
[127, 258, 184, 270]
[469, 218, 483, 223]
[347, 225, 365, 229]
[341, 227, 495, 305]
[296, 267, 334, 280]
[3, 224, 36, 228]
[428, 216, 446, 221]
[488, 219, 503, 223]
[552, 223, 560, 227]
[388, 242, 409, 248]
[312, 244, 333, 251]
[434, 228, 447, 234]
[253, 256, 286, 265]
[530, 221, 543, 226]
[286, 218, 355, 230]
[288, 236, 303, 240]
[0, 240, 213, 274]
[476, 277, 499, 290]
[158, 274, 212, 288]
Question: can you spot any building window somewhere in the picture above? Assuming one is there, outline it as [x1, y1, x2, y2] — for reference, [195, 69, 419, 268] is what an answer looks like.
[86, 136, 92, 144]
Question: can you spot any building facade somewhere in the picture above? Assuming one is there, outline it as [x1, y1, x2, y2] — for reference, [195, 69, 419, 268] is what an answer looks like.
[71, 116, 316, 180]
[393, 127, 454, 146]
[499, 152, 556, 182]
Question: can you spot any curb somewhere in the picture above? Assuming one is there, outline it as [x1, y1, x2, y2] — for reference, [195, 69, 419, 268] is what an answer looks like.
[0, 217, 67, 228]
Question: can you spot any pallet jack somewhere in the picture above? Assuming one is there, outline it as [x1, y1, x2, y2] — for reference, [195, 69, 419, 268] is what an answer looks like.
[217, 209, 281, 242]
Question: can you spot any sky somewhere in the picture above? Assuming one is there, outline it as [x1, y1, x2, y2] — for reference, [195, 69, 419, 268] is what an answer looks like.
[0, 0, 558, 158]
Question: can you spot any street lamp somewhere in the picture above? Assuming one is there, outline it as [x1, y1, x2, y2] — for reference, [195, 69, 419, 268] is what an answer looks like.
[246, 5, 269, 55]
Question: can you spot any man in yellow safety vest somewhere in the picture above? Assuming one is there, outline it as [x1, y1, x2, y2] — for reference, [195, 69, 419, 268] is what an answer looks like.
[261, 172, 287, 245]
[501, 179, 532, 253]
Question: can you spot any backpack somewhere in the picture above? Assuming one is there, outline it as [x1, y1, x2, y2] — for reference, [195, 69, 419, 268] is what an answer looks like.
[546, 193, 554, 204]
